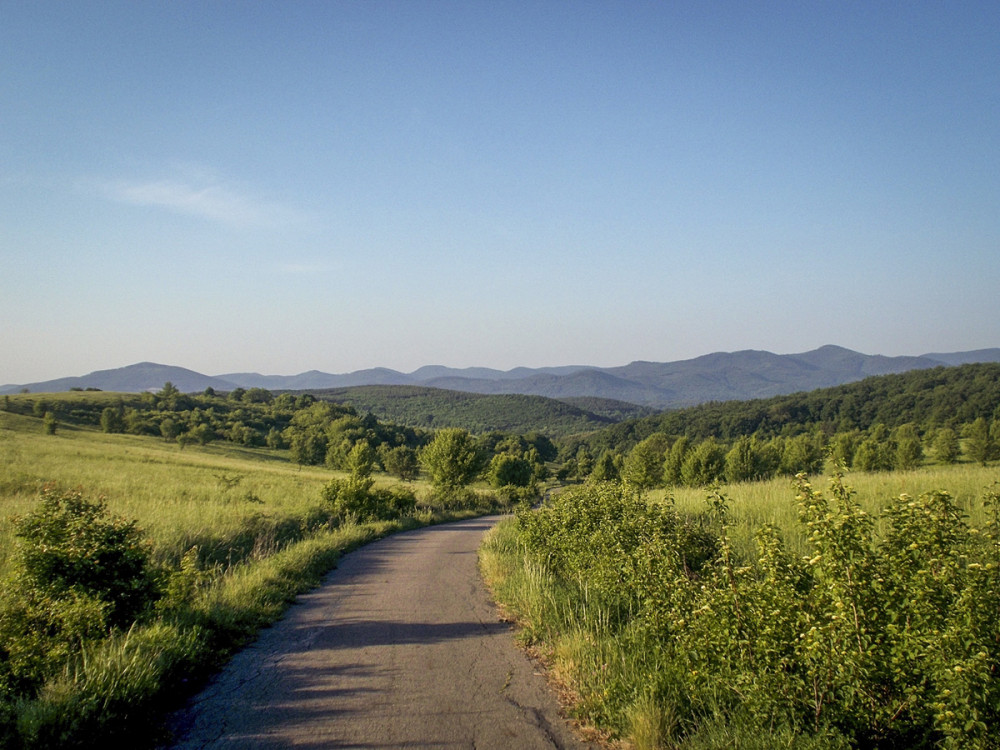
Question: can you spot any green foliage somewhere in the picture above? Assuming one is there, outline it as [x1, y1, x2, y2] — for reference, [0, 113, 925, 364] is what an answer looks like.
[498, 475, 1000, 748]
[12, 486, 158, 629]
[964, 417, 997, 465]
[723, 435, 763, 483]
[932, 427, 960, 464]
[420, 428, 485, 496]
[621, 433, 668, 489]
[99, 406, 124, 434]
[517, 482, 716, 616]
[663, 435, 690, 486]
[381, 445, 419, 481]
[779, 431, 825, 475]
[590, 450, 622, 482]
[321, 477, 416, 523]
[680, 438, 726, 487]
[487, 452, 534, 489]
[41, 412, 57, 435]
[321, 440, 416, 523]
[0, 487, 160, 700]
[893, 422, 924, 469]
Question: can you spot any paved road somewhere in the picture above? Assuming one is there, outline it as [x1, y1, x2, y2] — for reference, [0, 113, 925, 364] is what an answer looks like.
[167, 516, 597, 749]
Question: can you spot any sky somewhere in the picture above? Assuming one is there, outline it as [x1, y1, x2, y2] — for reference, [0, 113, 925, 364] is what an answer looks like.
[2, 1, 998, 385]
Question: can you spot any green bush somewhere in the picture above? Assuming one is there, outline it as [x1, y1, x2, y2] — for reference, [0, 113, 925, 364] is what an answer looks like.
[321, 477, 416, 523]
[0, 486, 160, 702]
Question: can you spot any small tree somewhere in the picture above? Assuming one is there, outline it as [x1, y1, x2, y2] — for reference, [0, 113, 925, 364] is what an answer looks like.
[963, 417, 996, 466]
[420, 428, 484, 498]
[590, 451, 621, 482]
[663, 436, 690, 486]
[724, 436, 759, 483]
[346, 440, 376, 481]
[100, 406, 124, 433]
[932, 427, 960, 464]
[42, 411, 57, 435]
[382, 445, 419, 481]
[780, 432, 825, 475]
[160, 417, 180, 442]
[488, 452, 534, 489]
[622, 433, 668, 489]
[681, 438, 726, 487]
[893, 424, 923, 470]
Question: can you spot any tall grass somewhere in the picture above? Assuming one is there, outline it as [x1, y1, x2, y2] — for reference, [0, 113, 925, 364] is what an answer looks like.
[659, 462, 997, 560]
[0, 410, 484, 748]
[0, 410, 439, 573]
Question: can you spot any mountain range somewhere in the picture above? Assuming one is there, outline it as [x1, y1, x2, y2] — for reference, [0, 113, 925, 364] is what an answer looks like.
[4, 345, 999, 409]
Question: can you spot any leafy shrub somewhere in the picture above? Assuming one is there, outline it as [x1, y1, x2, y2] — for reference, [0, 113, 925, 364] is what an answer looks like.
[0, 486, 160, 700]
[12, 486, 159, 629]
[321, 477, 416, 523]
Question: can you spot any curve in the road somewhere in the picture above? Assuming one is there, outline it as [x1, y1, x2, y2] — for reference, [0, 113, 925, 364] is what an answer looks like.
[167, 515, 597, 749]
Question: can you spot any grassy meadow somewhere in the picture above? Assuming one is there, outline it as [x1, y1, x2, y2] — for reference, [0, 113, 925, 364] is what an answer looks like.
[0, 409, 428, 571]
[0, 407, 482, 748]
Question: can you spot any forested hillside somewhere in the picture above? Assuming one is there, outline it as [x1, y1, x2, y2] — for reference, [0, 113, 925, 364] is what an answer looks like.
[306, 385, 650, 437]
[580, 363, 1000, 452]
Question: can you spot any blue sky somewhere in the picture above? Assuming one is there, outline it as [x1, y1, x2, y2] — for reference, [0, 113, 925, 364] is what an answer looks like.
[2, 1, 998, 384]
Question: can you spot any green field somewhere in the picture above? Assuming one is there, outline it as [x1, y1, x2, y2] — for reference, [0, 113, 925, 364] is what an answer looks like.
[0, 408, 485, 748]
[0, 409, 431, 570]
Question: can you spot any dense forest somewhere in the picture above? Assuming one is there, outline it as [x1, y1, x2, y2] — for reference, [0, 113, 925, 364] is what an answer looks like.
[304, 386, 653, 436]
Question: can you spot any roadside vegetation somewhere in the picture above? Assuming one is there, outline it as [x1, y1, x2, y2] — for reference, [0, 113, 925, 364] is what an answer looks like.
[479, 363, 1000, 748]
[482, 466, 1000, 749]
[0, 388, 548, 748]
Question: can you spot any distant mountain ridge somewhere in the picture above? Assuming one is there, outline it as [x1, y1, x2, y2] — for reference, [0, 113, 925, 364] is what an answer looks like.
[4, 345, 1000, 409]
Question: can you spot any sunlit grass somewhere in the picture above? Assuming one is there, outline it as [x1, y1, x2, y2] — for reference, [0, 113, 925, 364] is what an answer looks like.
[0, 410, 436, 572]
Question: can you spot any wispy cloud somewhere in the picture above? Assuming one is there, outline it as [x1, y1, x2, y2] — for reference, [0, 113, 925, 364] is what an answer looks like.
[98, 172, 303, 229]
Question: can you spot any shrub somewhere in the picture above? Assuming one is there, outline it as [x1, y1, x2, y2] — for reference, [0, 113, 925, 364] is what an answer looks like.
[0, 486, 160, 700]
[12, 486, 159, 630]
[321, 478, 416, 523]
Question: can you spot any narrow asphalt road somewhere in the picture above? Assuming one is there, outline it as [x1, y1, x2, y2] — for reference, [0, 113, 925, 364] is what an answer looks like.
[166, 516, 597, 749]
